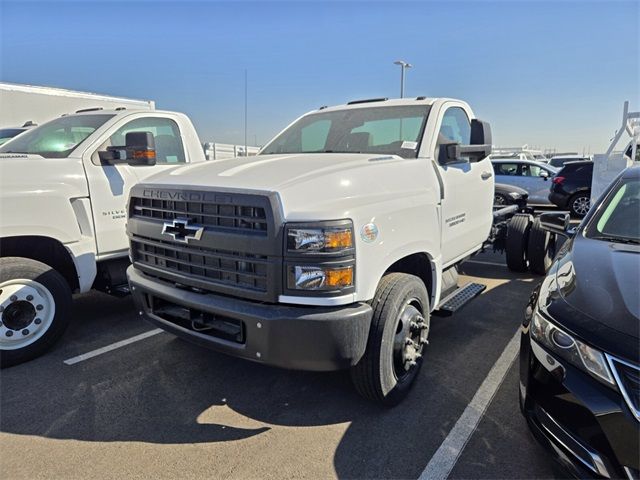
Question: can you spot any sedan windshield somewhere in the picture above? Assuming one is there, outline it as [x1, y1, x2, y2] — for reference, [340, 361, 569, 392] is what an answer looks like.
[261, 105, 430, 159]
[0, 114, 114, 158]
[585, 177, 640, 243]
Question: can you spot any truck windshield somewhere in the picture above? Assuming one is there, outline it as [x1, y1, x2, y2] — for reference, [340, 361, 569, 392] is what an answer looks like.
[261, 105, 430, 159]
[0, 114, 114, 158]
[584, 177, 640, 244]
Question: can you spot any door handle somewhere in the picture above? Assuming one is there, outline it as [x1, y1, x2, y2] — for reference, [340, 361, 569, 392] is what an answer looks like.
[481, 171, 493, 180]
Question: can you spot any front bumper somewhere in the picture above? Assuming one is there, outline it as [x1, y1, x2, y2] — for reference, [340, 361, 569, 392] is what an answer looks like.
[520, 331, 640, 479]
[127, 266, 372, 371]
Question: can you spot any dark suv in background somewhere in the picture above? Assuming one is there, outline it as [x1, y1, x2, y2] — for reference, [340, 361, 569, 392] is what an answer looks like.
[549, 160, 593, 217]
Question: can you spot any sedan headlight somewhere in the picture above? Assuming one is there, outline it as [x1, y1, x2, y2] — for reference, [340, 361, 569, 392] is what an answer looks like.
[531, 309, 615, 385]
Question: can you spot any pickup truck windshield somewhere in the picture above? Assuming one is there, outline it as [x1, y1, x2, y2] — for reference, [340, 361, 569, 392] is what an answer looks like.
[0, 114, 114, 158]
[261, 105, 430, 159]
[585, 177, 640, 244]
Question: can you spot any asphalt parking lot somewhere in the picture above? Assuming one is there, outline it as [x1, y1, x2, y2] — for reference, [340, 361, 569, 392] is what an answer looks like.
[0, 249, 565, 480]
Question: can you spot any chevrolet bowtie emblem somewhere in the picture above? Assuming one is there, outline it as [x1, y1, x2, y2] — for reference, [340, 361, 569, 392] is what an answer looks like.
[161, 217, 204, 243]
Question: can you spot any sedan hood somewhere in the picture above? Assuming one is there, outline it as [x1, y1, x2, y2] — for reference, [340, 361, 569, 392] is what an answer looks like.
[548, 234, 640, 358]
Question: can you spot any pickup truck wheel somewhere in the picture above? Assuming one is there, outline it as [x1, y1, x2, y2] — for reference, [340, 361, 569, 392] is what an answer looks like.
[351, 273, 430, 407]
[569, 193, 590, 217]
[0, 257, 72, 368]
[527, 218, 556, 275]
[506, 214, 533, 272]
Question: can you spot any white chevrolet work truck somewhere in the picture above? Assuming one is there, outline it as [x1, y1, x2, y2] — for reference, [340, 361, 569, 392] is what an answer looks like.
[0, 109, 206, 366]
[126, 97, 506, 405]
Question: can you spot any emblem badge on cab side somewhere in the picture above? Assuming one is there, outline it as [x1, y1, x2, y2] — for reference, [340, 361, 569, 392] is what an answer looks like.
[360, 223, 379, 243]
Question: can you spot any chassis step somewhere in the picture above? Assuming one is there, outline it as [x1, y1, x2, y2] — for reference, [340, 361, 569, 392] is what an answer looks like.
[433, 282, 486, 316]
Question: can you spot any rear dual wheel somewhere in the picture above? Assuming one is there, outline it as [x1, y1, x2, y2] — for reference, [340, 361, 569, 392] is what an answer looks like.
[351, 273, 430, 406]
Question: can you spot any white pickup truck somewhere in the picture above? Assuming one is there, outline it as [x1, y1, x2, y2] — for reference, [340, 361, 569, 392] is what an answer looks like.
[126, 97, 513, 405]
[0, 108, 206, 366]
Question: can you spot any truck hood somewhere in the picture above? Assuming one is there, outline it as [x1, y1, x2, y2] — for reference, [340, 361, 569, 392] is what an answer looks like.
[143, 153, 431, 218]
[0, 154, 88, 197]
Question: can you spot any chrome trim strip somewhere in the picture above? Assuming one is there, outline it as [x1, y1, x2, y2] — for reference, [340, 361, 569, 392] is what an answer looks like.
[537, 406, 610, 478]
[606, 354, 640, 423]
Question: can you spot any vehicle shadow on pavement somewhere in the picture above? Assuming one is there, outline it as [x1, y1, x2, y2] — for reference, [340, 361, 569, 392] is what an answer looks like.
[0, 267, 554, 479]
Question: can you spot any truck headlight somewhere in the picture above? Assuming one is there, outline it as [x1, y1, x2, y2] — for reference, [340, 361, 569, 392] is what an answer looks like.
[531, 309, 614, 386]
[288, 265, 354, 291]
[284, 220, 355, 295]
[286, 221, 354, 254]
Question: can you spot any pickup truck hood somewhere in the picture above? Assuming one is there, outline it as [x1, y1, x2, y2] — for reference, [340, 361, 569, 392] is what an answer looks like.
[0, 154, 88, 197]
[144, 153, 430, 217]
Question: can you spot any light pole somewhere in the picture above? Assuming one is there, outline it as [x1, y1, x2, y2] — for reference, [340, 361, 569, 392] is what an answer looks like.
[394, 60, 412, 98]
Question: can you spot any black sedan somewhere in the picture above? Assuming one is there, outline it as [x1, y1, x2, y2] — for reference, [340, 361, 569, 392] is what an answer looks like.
[494, 182, 529, 206]
[520, 165, 639, 479]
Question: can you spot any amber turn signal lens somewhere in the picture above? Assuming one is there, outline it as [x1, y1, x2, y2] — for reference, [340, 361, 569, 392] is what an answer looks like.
[324, 229, 353, 250]
[133, 149, 156, 159]
[325, 266, 354, 287]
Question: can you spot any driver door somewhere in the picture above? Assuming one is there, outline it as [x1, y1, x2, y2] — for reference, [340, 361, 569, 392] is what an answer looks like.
[84, 115, 189, 255]
[434, 105, 494, 266]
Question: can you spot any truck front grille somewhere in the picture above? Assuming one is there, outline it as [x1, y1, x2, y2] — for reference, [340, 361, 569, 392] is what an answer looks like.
[130, 197, 268, 235]
[131, 236, 268, 293]
[128, 187, 282, 302]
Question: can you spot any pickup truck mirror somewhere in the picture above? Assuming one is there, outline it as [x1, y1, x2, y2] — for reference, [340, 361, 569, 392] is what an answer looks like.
[440, 119, 492, 164]
[539, 212, 572, 237]
[98, 131, 157, 166]
[443, 143, 492, 164]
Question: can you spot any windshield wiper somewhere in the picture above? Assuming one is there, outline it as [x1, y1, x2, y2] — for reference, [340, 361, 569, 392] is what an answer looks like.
[592, 235, 640, 245]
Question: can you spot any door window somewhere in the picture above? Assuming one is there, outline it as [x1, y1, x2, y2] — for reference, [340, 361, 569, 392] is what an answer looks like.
[109, 117, 186, 164]
[521, 163, 544, 177]
[436, 107, 471, 162]
[493, 163, 519, 176]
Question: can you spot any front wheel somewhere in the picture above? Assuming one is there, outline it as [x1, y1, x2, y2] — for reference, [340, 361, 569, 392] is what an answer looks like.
[351, 273, 430, 406]
[0, 257, 72, 367]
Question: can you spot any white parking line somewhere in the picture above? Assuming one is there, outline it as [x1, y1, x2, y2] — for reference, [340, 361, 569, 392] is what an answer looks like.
[419, 328, 521, 480]
[464, 259, 506, 267]
[63, 329, 164, 365]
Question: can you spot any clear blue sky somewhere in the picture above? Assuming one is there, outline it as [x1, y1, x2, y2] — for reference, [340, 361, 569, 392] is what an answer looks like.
[1, 0, 638, 152]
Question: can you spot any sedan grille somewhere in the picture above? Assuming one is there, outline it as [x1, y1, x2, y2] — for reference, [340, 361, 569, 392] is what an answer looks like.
[608, 355, 640, 422]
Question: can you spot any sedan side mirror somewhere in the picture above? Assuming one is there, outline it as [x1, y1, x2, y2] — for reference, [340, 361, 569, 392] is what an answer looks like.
[98, 131, 157, 166]
[539, 212, 572, 237]
[539, 170, 549, 180]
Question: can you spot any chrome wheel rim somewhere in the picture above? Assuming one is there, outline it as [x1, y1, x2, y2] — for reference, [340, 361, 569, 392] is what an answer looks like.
[573, 196, 590, 216]
[0, 279, 55, 350]
[392, 298, 429, 381]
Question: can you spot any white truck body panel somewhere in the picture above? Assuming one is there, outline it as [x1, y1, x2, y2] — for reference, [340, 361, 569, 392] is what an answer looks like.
[140, 98, 494, 308]
[0, 82, 154, 128]
[0, 109, 206, 292]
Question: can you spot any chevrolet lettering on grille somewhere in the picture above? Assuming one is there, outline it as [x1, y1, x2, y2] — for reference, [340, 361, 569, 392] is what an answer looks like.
[161, 218, 204, 244]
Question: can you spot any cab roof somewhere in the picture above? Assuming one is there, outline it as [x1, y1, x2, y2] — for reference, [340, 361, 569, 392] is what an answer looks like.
[316, 97, 450, 113]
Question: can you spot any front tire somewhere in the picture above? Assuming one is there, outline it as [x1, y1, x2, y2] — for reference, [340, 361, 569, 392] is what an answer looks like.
[351, 273, 430, 406]
[0, 257, 72, 367]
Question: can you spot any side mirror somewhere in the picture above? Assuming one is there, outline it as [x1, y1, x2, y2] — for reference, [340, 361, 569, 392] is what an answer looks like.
[98, 131, 157, 166]
[444, 143, 492, 164]
[539, 212, 572, 237]
[539, 170, 549, 180]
